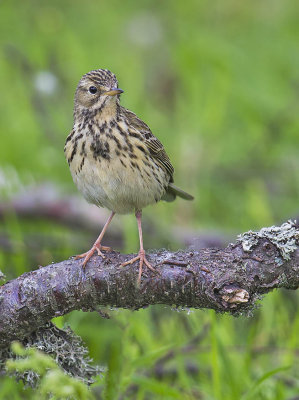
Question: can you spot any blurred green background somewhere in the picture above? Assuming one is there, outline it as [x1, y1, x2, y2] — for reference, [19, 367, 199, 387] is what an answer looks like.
[0, 0, 298, 399]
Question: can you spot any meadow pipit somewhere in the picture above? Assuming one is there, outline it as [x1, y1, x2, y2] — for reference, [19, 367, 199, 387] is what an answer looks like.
[64, 69, 193, 282]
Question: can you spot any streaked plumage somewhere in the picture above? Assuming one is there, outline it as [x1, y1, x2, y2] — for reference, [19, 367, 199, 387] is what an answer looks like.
[64, 69, 193, 282]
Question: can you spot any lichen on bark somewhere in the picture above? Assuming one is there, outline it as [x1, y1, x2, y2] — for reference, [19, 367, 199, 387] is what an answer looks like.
[0, 221, 298, 386]
[0, 322, 102, 387]
[237, 220, 298, 260]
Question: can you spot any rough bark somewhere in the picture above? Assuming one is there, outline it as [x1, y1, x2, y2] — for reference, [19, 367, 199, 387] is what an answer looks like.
[0, 221, 298, 349]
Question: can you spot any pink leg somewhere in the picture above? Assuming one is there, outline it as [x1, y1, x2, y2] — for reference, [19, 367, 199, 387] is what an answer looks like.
[121, 210, 156, 283]
[75, 211, 115, 268]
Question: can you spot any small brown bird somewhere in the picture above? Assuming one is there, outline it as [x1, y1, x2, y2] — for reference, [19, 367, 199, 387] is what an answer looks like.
[64, 69, 193, 282]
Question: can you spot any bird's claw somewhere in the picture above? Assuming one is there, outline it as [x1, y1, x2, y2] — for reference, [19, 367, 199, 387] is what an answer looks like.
[121, 249, 158, 284]
[75, 244, 111, 268]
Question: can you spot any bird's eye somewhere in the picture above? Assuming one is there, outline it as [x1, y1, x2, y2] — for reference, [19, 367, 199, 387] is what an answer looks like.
[89, 86, 97, 94]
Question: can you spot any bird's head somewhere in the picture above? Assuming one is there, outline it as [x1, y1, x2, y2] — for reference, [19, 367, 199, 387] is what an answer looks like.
[74, 69, 123, 116]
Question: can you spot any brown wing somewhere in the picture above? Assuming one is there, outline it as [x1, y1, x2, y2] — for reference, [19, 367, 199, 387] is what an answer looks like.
[121, 107, 174, 180]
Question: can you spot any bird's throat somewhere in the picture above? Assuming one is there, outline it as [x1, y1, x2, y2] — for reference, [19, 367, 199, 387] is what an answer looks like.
[94, 97, 119, 125]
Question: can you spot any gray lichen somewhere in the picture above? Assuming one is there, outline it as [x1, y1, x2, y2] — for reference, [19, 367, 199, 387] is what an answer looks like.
[0, 322, 103, 388]
[0, 270, 5, 282]
[238, 220, 298, 260]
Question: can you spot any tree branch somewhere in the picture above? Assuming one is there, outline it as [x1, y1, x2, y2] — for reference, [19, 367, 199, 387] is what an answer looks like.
[0, 221, 298, 349]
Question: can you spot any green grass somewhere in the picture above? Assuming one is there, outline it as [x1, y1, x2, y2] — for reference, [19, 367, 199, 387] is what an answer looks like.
[0, 0, 298, 398]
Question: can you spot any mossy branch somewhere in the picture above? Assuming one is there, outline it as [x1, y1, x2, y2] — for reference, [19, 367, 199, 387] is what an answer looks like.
[0, 221, 298, 350]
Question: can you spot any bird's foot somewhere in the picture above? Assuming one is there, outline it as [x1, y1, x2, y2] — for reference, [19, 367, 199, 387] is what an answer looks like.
[121, 249, 158, 284]
[75, 244, 111, 268]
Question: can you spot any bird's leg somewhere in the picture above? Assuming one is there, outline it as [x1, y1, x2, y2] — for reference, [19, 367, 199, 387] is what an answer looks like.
[75, 211, 115, 267]
[121, 210, 156, 283]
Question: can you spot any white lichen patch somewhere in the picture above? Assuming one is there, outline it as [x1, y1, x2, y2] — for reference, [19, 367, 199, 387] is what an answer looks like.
[238, 220, 298, 260]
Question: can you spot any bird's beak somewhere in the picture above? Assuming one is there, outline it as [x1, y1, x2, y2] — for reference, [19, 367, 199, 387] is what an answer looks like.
[105, 88, 124, 96]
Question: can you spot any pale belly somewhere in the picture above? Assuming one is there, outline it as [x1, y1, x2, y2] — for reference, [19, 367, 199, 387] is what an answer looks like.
[71, 153, 168, 214]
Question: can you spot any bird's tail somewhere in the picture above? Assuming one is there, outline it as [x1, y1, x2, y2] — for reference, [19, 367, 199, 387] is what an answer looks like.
[162, 183, 194, 202]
